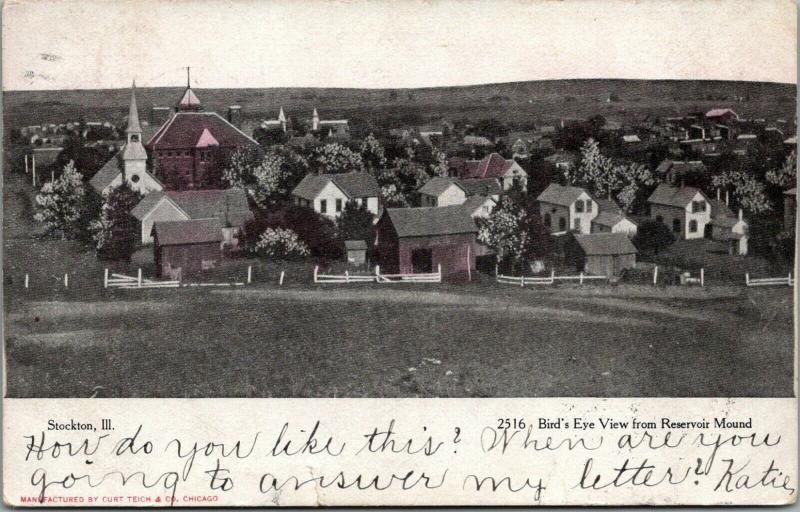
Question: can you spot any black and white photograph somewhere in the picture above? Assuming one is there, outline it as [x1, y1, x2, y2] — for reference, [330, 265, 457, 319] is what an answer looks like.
[2, 1, 795, 401]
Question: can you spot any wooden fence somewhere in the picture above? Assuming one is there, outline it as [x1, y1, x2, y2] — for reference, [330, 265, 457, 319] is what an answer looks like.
[496, 270, 607, 287]
[745, 272, 794, 287]
[313, 265, 442, 284]
[104, 269, 180, 289]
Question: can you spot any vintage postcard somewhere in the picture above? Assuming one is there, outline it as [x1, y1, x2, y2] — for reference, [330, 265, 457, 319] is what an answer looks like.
[2, 0, 797, 507]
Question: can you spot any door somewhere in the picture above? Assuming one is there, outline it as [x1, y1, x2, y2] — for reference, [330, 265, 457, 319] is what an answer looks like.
[411, 248, 433, 273]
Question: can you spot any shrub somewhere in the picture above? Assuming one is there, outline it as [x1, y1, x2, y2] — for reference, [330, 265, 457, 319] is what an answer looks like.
[255, 228, 310, 260]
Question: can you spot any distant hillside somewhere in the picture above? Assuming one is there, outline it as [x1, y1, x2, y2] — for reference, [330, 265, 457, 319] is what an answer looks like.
[4, 79, 796, 133]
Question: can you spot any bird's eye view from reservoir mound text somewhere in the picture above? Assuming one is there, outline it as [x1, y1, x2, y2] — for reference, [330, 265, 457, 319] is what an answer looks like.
[3, 77, 796, 398]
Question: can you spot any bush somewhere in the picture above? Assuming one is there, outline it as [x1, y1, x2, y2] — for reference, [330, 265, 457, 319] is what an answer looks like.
[244, 204, 343, 260]
[633, 220, 675, 257]
[255, 228, 310, 260]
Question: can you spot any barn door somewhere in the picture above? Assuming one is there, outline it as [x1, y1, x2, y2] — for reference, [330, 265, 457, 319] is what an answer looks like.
[411, 248, 433, 273]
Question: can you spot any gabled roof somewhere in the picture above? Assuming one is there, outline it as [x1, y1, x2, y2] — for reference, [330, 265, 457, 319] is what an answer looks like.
[537, 183, 588, 207]
[458, 178, 502, 196]
[154, 218, 223, 246]
[706, 108, 738, 118]
[90, 151, 124, 192]
[592, 211, 634, 228]
[382, 205, 478, 238]
[461, 153, 519, 179]
[461, 195, 495, 216]
[647, 183, 708, 207]
[418, 176, 461, 196]
[292, 172, 380, 200]
[573, 233, 637, 256]
[147, 112, 257, 149]
[131, 188, 252, 227]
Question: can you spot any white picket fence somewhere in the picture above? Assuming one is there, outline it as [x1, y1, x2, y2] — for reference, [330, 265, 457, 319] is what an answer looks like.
[745, 272, 794, 287]
[496, 270, 607, 287]
[313, 265, 442, 284]
[104, 269, 179, 289]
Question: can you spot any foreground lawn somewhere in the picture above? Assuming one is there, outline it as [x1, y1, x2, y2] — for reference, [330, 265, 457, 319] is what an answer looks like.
[5, 278, 794, 398]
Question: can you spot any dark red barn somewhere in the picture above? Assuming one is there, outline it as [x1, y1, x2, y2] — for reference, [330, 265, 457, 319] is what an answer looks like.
[374, 205, 478, 282]
[146, 86, 258, 190]
[153, 219, 223, 280]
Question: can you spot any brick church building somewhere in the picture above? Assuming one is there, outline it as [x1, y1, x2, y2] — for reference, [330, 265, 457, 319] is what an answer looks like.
[146, 81, 259, 190]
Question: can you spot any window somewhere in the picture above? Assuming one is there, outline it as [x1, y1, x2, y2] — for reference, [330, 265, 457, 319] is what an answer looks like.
[574, 218, 581, 231]
[585, 200, 592, 212]
[320, 199, 327, 213]
[544, 213, 552, 228]
[130, 174, 140, 183]
[691, 200, 706, 213]
[689, 219, 698, 233]
[672, 219, 681, 233]
[656, 215, 663, 223]
[575, 201, 584, 213]
[130, 134, 139, 142]
[558, 217, 567, 231]
[335, 199, 342, 213]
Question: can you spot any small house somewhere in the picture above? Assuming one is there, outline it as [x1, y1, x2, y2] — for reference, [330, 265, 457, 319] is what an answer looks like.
[655, 160, 706, 186]
[708, 203, 749, 256]
[374, 205, 478, 281]
[292, 172, 381, 218]
[131, 188, 253, 246]
[345, 240, 368, 266]
[537, 183, 598, 234]
[565, 233, 638, 276]
[418, 177, 501, 207]
[153, 219, 223, 280]
[647, 183, 711, 240]
[705, 108, 739, 123]
[591, 199, 637, 237]
[451, 153, 528, 191]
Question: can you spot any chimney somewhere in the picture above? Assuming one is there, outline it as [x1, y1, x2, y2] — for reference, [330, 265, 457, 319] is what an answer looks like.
[227, 105, 242, 128]
[725, 190, 730, 206]
[738, 209, 743, 221]
[716, 188, 720, 201]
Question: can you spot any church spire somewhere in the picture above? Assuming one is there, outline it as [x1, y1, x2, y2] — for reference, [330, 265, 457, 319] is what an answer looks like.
[126, 80, 142, 137]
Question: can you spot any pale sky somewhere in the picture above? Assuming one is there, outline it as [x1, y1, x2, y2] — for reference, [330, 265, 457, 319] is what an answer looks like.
[2, 0, 797, 91]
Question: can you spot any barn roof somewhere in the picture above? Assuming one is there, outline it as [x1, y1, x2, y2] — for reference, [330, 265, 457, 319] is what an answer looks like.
[292, 172, 380, 200]
[154, 218, 223, 246]
[537, 183, 588, 207]
[147, 112, 257, 149]
[647, 183, 708, 207]
[383, 205, 477, 238]
[418, 176, 460, 196]
[574, 233, 637, 256]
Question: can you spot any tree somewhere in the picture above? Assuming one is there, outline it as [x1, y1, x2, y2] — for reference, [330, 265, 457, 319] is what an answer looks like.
[337, 200, 373, 245]
[255, 227, 310, 260]
[223, 146, 306, 208]
[359, 134, 387, 174]
[90, 181, 142, 260]
[34, 160, 86, 240]
[476, 196, 553, 272]
[766, 150, 797, 189]
[375, 157, 430, 207]
[712, 169, 771, 214]
[633, 220, 675, 256]
[309, 143, 364, 174]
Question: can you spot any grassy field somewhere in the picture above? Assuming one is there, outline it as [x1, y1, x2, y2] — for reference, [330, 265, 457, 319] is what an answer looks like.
[4, 270, 794, 397]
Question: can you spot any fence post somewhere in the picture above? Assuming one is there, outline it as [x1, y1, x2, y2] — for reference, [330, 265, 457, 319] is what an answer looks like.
[550, 269, 555, 284]
[437, 264, 442, 282]
[375, 265, 380, 276]
[495, 263, 499, 277]
[104, 268, 109, 288]
[64, 273, 68, 288]
[137, 268, 142, 288]
[700, 268, 704, 287]
[24, 154, 28, 174]
[579, 272, 584, 285]
[24, 274, 29, 289]
[247, 265, 252, 284]
[51, 169, 55, 183]
[745, 272, 750, 286]
[32, 154, 37, 186]
[789, 272, 793, 287]
[653, 265, 658, 286]
[279, 270, 285, 286]
[345, 270, 350, 283]
[314, 265, 318, 283]
[521, 275, 525, 288]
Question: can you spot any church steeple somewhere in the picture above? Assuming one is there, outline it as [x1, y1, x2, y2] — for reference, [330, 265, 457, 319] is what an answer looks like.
[126, 80, 142, 142]
[312, 108, 320, 131]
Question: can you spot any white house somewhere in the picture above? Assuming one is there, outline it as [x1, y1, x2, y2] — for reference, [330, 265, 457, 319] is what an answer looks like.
[89, 83, 164, 196]
[456, 153, 528, 191]
[461, 195, 496, 219]
[418, 177, 502, 207]
[647, 183, 711, 240]
[292, 172, 381, 218]
[537, 183, 598, 234]
[591, 199, 638, 237]
[131, 188, 253, 245]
